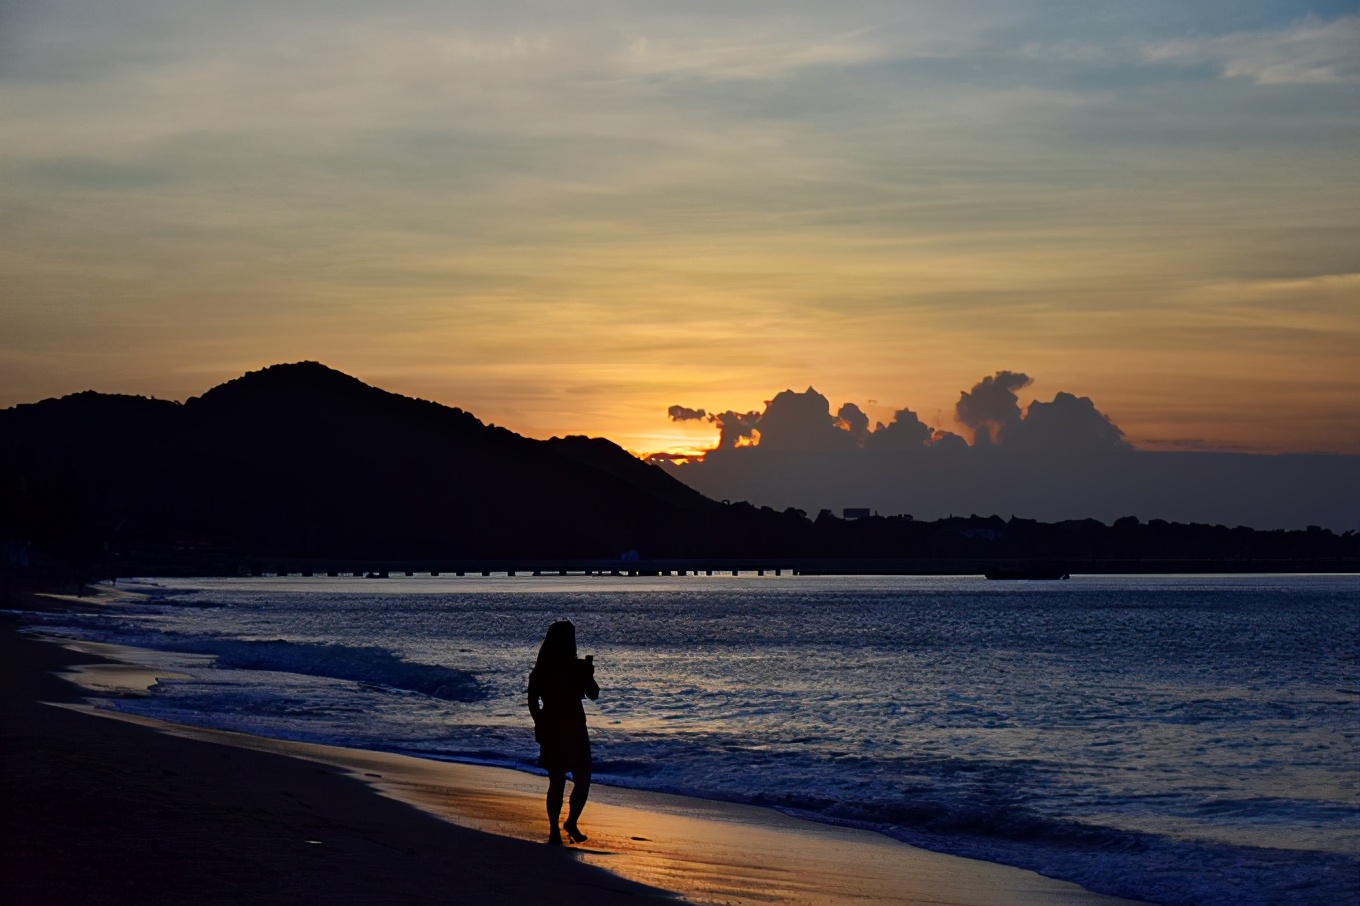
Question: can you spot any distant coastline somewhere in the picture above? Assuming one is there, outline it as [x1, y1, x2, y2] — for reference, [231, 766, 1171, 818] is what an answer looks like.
[3, 363, 1355, 589]
[97, 554, 1360, 581]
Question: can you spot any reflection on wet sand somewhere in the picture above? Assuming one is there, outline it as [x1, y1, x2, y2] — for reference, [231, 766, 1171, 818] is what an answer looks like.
[66, 705, 1144, 906]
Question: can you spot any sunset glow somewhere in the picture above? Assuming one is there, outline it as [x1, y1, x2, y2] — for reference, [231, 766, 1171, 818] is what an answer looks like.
[2, 2, 1357, 457]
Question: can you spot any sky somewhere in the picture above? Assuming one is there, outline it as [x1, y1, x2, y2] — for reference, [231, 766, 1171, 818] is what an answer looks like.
[2, 0, 1358, 461]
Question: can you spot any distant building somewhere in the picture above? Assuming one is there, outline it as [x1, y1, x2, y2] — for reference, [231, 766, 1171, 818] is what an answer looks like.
[843, 508, 872, 520]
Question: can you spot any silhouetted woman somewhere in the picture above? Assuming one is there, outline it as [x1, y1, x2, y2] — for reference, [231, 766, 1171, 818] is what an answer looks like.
[527, 620, 599, 844]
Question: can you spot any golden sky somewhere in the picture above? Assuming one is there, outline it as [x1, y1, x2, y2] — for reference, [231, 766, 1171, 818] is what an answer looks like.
[2, 1, 1357, 456]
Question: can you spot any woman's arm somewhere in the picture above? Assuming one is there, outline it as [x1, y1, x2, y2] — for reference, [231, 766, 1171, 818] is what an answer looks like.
[582, 659, 600, 701]
[527, 670, 543, 722]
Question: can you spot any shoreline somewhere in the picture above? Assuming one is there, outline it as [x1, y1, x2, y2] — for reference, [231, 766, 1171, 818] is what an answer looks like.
[3, 589, 1146, 905]
[1, 607, 673, 906]
[61, 703, 1150, 906]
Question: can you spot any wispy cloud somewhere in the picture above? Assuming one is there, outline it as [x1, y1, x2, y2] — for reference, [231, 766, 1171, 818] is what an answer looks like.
[1143, 15, 1360, 85]
[621, 30, 890, 81]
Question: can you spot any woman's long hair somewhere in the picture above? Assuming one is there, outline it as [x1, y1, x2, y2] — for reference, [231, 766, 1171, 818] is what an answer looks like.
[535, 620, 577, 671]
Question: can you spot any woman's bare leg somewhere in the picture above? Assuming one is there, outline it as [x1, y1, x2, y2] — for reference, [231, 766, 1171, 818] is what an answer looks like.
[563, 767, 591, 842]
[546, 770, 566, 844]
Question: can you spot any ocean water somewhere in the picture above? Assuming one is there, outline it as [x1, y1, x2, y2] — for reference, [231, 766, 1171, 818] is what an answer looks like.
[19, 574, 1359, 905]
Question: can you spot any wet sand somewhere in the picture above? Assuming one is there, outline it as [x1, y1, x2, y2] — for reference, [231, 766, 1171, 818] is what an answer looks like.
[2, 590, 1145, 905]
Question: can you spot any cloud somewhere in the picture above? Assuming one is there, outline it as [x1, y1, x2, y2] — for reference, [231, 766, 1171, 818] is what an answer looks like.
[667, 370, 1132, 459]
[1142, 15, 1360, 85]
[754, 388, 857, 452]
[709, 409, 762, 449]
[955, 371, 1032, 444]
[643, 450, 693, 464]
[835, 402, 870, 443]
[1009, 391, 1131, 452]
[653, 371, 1355, 530]
[621, 30, 890, 82]
[955, 375, 1131, 453]
[668, 404, 707, 421]
[864, 407, 932, 451]
[705, 388, 969, 455]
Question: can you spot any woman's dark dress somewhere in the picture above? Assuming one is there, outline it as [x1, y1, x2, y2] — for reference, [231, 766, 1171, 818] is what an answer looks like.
[527, 658, 599, 774]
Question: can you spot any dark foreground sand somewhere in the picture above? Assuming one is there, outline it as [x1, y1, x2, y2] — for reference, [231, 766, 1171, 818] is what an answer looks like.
[1, 612, 674, 905]
[2, 590, 1144, 905]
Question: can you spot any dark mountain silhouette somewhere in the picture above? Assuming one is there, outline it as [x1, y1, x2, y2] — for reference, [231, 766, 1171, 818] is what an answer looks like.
[1, 362, 1354, 578]
[544, 435, 721, 514]
[0, 362, 802, 568]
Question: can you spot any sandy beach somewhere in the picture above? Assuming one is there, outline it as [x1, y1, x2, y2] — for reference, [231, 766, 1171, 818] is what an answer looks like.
[2, 590, 1145, 906]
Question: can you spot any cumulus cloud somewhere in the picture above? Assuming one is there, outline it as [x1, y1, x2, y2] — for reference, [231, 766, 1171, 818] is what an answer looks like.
[709, 410, 762, 449]
[754, 388, 856, 452]
[864, 407, 932, 451]
[1010, 391, 1131, 452]
[929, 430, 970, 453]
[952, 372, 1129, 452]
[669, 384, 967, 457]
[668, 404, 707, 421]
[836, 402, 870, 443]
[646, 372, 1349, 531]
[649, 371, 1194, 529]
[665, 370, 1130, 461]
[955, 371, 1032, 444]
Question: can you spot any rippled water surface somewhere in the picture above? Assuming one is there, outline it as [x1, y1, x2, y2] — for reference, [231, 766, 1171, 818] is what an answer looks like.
[23, 574, 1359, 905]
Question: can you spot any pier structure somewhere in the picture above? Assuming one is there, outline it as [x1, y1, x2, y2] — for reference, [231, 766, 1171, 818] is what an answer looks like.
[237, 557, 807, 578]
[221, 556, 1357, 579]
